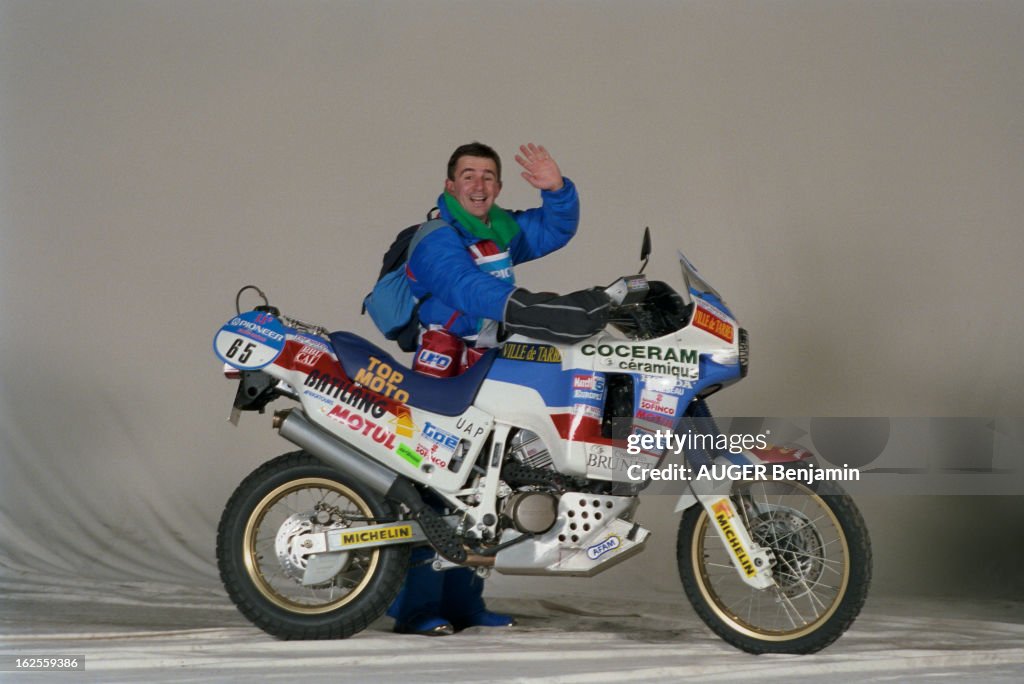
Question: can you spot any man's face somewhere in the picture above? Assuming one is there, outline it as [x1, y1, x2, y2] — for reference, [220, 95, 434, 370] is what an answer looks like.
[445, 155, 502, 221]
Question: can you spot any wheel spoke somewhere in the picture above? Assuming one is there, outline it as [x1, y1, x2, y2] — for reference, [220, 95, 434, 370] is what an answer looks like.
[240, 475, 383, 613]
[688, 479, 858, 640]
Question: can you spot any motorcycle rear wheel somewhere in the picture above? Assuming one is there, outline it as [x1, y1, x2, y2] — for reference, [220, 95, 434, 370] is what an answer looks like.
[677, 478, 871, 654]
[217, 451, 409, 639]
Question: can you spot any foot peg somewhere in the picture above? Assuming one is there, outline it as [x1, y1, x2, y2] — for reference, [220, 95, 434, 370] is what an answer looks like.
[416, 507, 467, 564]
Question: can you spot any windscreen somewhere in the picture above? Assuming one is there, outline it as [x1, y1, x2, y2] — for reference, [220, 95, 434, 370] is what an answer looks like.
[678, 250, 725, 305]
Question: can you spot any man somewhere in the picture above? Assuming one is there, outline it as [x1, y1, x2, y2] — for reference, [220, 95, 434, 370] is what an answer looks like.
[387, 142, 609, 636]
[408, 141, 611, 352]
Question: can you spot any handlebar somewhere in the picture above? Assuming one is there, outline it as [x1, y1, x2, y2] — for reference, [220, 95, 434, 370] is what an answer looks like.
[604, 274, 650, 306]
[603, 275, 692, 340]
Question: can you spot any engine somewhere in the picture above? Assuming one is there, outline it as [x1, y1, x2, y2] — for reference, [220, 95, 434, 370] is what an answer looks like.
[507, 428, 553, 469]
[502, 491, 559, 534]
[499, 429, 561, 535]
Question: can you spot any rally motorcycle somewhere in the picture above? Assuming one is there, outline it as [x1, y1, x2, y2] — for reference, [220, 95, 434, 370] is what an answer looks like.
[212, 232, 871, 654]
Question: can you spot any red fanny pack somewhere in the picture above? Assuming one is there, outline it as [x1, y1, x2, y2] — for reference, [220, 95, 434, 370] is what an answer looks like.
[413, 329, 490, 378]
[413, 303, 491, 379]
[413, 328, 463, 378]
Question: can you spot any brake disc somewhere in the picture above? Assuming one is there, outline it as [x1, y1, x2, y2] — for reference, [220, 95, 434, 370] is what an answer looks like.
[275, 513, 316, 583]
[750, 508, 825, 597]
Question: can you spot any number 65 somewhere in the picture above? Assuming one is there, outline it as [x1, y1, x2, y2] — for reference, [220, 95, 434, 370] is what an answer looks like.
[226, 338, 256, 363]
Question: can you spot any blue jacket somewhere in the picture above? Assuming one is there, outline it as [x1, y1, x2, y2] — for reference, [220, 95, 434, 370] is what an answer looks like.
[407, 178, 580, 339]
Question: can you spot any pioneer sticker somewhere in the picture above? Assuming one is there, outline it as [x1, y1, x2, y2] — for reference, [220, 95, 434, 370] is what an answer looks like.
[214, 311, 288, 370]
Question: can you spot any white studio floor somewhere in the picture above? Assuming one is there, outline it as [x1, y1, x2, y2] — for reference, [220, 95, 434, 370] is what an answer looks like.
[1, 574, 1023, 683]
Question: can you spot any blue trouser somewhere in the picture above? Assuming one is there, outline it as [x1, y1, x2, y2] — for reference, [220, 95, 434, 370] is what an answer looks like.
[387, 546, 486, 625]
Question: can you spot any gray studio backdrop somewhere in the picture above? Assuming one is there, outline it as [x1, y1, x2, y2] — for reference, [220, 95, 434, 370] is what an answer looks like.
[2, 1, 1022, 602]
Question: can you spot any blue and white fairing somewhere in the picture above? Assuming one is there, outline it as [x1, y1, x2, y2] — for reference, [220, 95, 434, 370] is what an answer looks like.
[475, 250, 747, 481]
[215, 250, 747, 490]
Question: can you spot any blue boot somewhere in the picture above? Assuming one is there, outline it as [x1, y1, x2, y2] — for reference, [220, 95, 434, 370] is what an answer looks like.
[441, 568, 516, 631]
[387, 547, 453, 636]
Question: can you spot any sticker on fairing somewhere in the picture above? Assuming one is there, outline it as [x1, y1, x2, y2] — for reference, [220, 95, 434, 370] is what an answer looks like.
[396, 443, 423, 468]
[644, 375, 692, 395]
[693, 305, 735, 343]
[587, 535, 622, 560]
[638, 389, 679, 418]
[214, 310, 288, 370]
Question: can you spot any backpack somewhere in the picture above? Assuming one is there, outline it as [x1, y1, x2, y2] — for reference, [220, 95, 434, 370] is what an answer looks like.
[362, 219, 447, 352]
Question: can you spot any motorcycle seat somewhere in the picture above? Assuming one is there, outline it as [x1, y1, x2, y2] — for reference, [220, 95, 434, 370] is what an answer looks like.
[328, 331, 499, 416]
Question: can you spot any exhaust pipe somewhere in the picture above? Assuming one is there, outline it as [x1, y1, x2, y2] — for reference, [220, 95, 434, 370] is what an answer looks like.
[275, 409, 399, 497]
[274, 409, 467, 563]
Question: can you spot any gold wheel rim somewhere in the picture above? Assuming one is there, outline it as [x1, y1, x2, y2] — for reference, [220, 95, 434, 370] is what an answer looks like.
[691, 481, 851, 641]
[242, 477, 380, 615]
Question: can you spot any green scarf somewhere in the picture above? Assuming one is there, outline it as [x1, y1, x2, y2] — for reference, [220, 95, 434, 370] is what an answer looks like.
[443, 192, 520, 250]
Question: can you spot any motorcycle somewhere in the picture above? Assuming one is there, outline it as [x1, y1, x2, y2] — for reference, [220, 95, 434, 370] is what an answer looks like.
[212, 231, 871, 654]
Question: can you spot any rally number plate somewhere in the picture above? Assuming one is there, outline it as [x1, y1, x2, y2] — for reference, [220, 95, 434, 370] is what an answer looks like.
[213, 310, 288, 370]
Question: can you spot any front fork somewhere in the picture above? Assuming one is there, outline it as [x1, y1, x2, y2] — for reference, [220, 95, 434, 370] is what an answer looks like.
[673, 399, 776, 590]
[689, 490, 776, 590]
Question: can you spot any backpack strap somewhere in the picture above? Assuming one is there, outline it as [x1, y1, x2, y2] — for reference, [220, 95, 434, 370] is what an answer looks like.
[407, 218, 449, 259]
[394, 219, 451, 351]
[403, 217, 450, 308]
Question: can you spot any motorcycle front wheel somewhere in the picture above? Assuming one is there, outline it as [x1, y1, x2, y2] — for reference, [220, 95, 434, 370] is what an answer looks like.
[677, 478, 871, 654]
[217, 451, 409, 639]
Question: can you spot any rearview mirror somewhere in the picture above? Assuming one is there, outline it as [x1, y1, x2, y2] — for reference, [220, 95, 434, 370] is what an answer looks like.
[640, 227, 652, 273]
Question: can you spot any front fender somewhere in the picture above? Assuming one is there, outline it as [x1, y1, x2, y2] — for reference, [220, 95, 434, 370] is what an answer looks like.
[673, 493, 699, 513]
